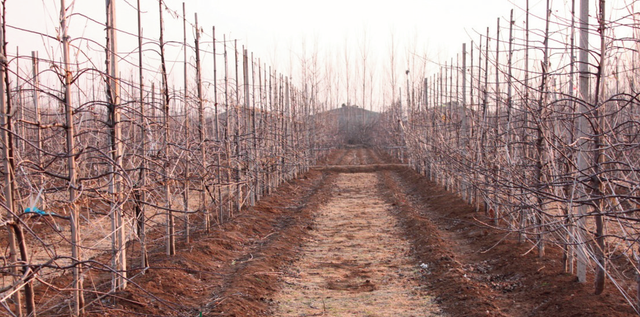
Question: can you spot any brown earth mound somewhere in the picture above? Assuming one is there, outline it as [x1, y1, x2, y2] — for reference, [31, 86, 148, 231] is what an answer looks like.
[380, 166, 635, 317]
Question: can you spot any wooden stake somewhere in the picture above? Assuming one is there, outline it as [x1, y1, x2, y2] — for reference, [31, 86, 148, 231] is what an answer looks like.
[242, 48, 251, 205]
[213, 27, 223, 227]
[506, 10, 514, 159]
[493, 18, 501, 227]
[520, 0, 531, 244]
[182, 2, 190, 243]
[106, 0, 126, 291]
[234, 41, 241, 214]
[576, 0, 590, 284]
[223, 34, 232, 220]
[135, 0, 148, 271]
[251, 52, 258, 205]
[461, 43, 467, 148]
[194, 13, 207, 231]
[31, 51, 43, 187]
[564, 0, 577, 273]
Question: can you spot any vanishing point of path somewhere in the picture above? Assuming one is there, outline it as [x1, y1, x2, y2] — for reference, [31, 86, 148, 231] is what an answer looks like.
[273, 170, 443, 316]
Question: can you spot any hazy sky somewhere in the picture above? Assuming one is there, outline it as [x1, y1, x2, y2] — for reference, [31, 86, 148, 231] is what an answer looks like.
[6, 0, 520, 71]
[178, 0, 522, 67]
[4, 0, 635, 109]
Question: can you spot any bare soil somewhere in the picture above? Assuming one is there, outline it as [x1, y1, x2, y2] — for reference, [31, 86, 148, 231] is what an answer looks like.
[380, 166, 635, 317]
[273, 172, 441, 316]
[34, 147, 635, 316]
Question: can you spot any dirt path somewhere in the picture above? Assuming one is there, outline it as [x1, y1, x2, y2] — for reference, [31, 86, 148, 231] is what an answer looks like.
[77, 147, 635, 316]
[273, 172, 442, 316]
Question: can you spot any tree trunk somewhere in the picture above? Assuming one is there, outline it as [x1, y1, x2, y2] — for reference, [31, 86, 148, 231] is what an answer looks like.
[593, 0, 607, 295]
[61, 0, 84, 313]
[158, 0, 175, 256]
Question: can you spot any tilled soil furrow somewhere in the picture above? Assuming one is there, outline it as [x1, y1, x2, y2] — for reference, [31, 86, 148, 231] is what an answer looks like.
[380, 167, 635, 317]
[273, 172, 442, 316]
[379, 170, 507, 317]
